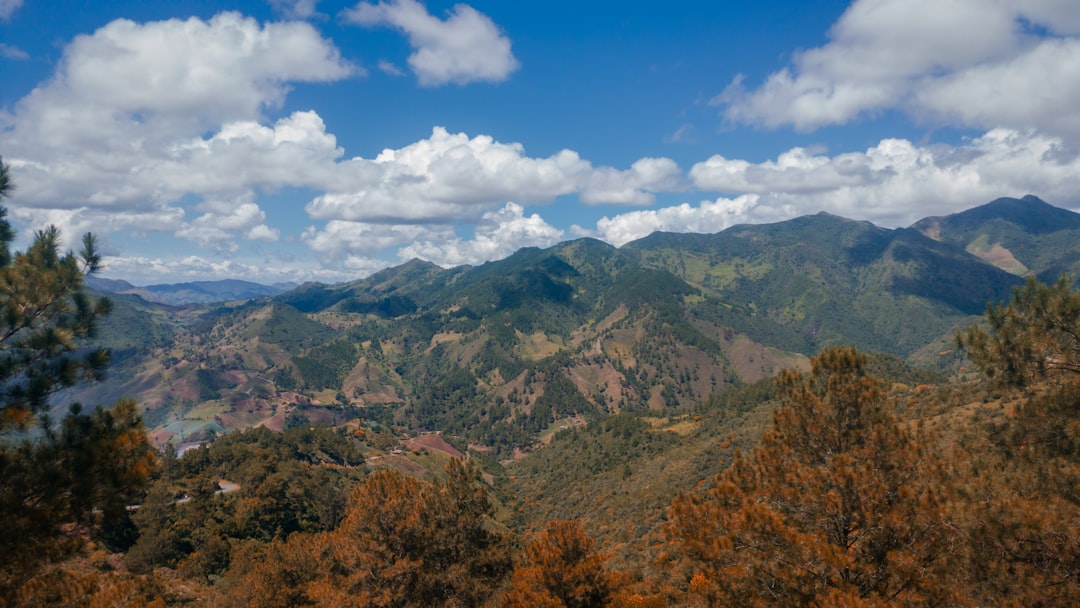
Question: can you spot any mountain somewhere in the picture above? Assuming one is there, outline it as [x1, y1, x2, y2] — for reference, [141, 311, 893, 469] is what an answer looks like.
[912, 194, 1080, 282]
[87, 277, 291, 305]
[624, 212, 1021, 360]
[66, 198, 1054, 454]
[85, 276, 137, 292]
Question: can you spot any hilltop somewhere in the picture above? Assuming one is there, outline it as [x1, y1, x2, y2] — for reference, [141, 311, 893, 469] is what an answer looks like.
[63, 196, 1080, 454]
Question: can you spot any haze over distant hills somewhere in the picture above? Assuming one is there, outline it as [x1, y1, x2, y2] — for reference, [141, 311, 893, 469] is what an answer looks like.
[87, 276, 296, 305]
[65, 195, 1076, 452]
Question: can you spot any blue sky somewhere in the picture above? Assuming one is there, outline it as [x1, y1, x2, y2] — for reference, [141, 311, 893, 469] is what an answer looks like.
[2, 0, 1079, 285]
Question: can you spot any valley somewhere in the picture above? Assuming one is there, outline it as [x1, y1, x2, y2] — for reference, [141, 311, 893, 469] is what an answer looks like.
[73, 196, 1060, 453]
[11, 194, 1080, 605]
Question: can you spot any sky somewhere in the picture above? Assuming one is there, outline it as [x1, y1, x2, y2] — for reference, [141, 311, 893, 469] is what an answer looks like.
[2, 0, 1079, 286]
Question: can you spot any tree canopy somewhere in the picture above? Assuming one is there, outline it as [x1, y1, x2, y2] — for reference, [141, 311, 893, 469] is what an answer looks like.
[0, 157, 112, 428]
[959, 274, 1080, 386]
[668, 347, 957, 606]
[0, 157, 157, 603]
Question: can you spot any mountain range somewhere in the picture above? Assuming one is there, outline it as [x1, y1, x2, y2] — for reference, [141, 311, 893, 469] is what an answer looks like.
[65, 195, 1079, 452]
[87, 277, 295, 305]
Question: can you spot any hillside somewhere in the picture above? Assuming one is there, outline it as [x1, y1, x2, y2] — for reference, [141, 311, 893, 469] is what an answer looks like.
[63, 197, 1053, 455]
[624, 212, 1021, 358]
[913, 194, 1080, 282]
[17, 197, 1080, 606]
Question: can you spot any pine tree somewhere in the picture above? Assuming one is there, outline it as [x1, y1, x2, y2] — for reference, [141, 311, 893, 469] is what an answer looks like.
[220, 459, 512, 607]
[958, 275, 1080, 387]
[0, 157, 157, 601]
[0, 398, 159, 597]
[667, 347, 959, 607]
[957, 276, 1080, 604]
[0, 157, 112, 428]
[501, 519, 627, 608]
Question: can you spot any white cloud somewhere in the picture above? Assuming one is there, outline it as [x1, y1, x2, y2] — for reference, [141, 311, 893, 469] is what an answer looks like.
[690, 146, 883, 195]
[912, 40, 1080, 139]
[303, 220, 430, 258]
[719, 0, 1080, 141]
[581, 157, 683, 206]
[0, 0, 22, 20]
[166, 111, 345, 196]
[47, 13, 352, 131]
[101, 254, 364, 286]
[0, 9, 680, 275]
[0, 14, 352, 242]
[690, 129, 1080, 226]
[303, 202, 563, 269]
[583, 195, 760, 247]
[177, 194, 279, 251]
[398, 202, 564, 266]
[306, 127, 681, 222]
[343, 0, 518, 86]
[589, 128, 1080, 246]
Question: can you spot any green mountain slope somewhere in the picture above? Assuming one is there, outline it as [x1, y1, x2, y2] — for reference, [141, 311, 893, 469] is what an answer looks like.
[912, 195, 1080, 282]
[624, 212, 1021, 357]
[69, 197, 1078, 456]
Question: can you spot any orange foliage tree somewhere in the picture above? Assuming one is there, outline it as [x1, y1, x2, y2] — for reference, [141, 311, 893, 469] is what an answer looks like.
[221, 459, 512, 607]
[957, 276, 1080, 604]
[667, 346, 959, 607]
[501, 519, 629, 608]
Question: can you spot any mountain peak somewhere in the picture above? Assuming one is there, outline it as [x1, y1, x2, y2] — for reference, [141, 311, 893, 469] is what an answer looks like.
[914, 195, 1080, 236]
[910, 196, 1080, 281]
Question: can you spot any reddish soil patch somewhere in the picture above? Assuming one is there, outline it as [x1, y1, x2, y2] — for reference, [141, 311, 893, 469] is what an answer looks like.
[303, 406, 355, 426]
[281, 392, 312, 405]
[404, 433, 464, 459]
[378, 454, 428, 478]
[171, 377, 199, 401]
[148, 429, 174, 448]
[259, 407, 286, 432]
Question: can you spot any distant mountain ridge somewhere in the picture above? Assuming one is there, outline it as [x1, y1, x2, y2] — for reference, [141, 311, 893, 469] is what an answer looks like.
[87, 277, 291, 305]
[65, 195, 1078, 452]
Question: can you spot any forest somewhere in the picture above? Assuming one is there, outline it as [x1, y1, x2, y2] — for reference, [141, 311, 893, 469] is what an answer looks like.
[3, 154, 1080, 606]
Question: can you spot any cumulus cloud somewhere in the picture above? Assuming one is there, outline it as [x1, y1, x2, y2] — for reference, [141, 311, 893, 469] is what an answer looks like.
[588, 128, 1080, 246]
[101, 253, 364, 286]
[581, 157, 683, 206]
[306, 127, 681, 222]
[398, 202, 564, 266]
[5, 205, 187, 254]
[343, 0, 519, 86]
[39, 13, 353, 131]
[166, 111, 345, 196]
[582, 195, 760, 246]
[690, 129, 1080, 226]
[0, 14, 352, 243]
[0, 6, 676, 282]
[304, 221, 431, 258]
[303, 202, 562, 270]
[177, 194, 280, 251]
[0, 0, 22, 20]
[719, 0, 1080, 140]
